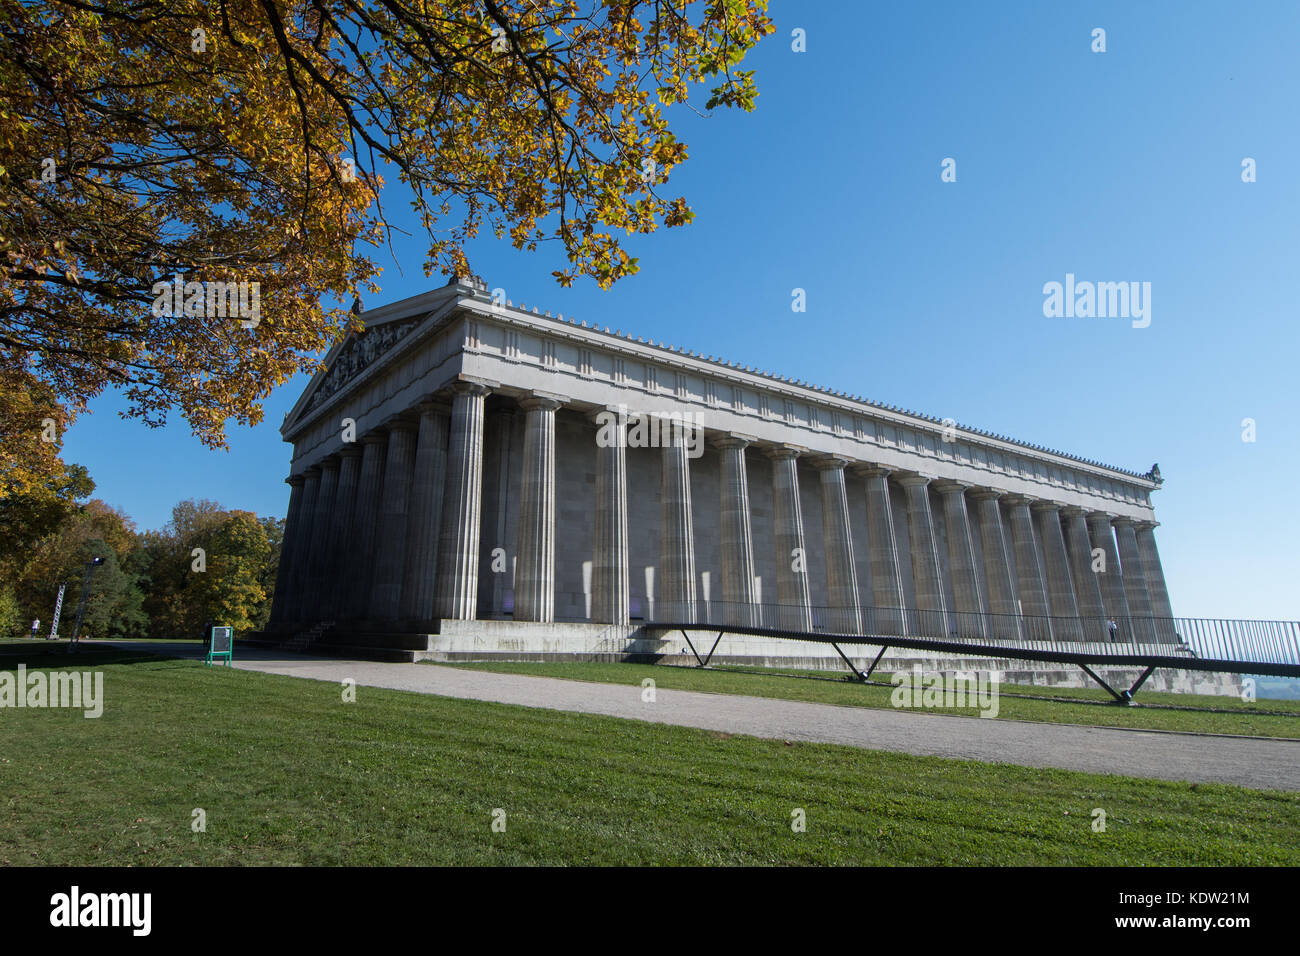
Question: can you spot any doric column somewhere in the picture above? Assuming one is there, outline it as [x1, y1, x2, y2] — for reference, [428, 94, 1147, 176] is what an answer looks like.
[434, 381, 490, 620]
[400, 401, 449, 622]
[897, 474, 949, 638]
[812, 457, 862, 634]
[345, 432, 387, 619]
[1062, 506, 1107, 641]
[514, 395, 561, 623]
[767, 446, 813, 631]
[1136, 521, 1176, 643]
[1004, 495, 1052, 640]
[969, 488, 1021, 641]
[855, 465, 906, 636]
[590, 406, 630, 625]
[716, 436, 759, 626]
[371, 421, 418, 621]
[933, 481, 988, 639]
[1086, 512, 1131, 640]
[325, 447, 362, 618]
[1114, 518, 1156, 644]
[284, 469, 321, 623]
[659, 416, 698, 621]
[269, 473, 308, 625]
[1033, 502, 1081, 640]
[303, 457, 339, 619]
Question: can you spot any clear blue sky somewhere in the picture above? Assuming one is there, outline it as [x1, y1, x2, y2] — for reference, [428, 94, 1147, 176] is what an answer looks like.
[61, 1, 1300, 619]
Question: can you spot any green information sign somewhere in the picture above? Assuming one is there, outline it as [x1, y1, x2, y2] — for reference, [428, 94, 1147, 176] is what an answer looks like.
[207, 626, 234, 667]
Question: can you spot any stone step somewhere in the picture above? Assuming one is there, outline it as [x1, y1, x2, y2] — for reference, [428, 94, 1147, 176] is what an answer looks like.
[316, 631, 434, 651]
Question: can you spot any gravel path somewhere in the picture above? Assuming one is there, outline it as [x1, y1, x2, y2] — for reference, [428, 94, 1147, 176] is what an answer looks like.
[106, 642, 1300, 791]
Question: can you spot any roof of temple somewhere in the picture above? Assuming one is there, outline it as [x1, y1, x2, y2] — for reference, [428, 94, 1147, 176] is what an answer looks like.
[289, 274, 1161, 488]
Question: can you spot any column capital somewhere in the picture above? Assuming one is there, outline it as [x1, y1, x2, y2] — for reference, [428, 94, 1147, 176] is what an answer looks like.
[967, 486, 1005, 501]
[809, 455, 849, 472]
[519, 393, 564, 413]
[338, 445, 363, 458]
[415, 397, 453, 416]
[383, 416, 419, 435]
[1112, 516, 1137, 528]
[360, 431, 388, 446]
[931, 479, 971, 495]
[286, 474, 307, 487]
[764, 443, 808, 462]
[1001, 493, 1038, 508]
[1059, 505, 1088, 517]
[851, 462, 892, 479]
[712, 433, 756, 451]
[450, 377, 495, 397]
[1030, 500, 1063, 514]
[1086, 509, 1116, 523]
[586, 404, 624, 426]
[1135, 519, 1159, 531]
[894, 471, 936, 488]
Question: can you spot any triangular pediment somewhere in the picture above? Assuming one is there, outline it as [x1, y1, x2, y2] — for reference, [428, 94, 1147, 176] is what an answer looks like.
[282, 283, 470, 436]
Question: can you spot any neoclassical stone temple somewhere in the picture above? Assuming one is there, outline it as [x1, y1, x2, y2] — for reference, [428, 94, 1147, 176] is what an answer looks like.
[266, 275, 1178, 662]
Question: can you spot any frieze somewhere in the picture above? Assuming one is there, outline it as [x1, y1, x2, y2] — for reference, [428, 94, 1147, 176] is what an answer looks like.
[305, 316, 424, 412]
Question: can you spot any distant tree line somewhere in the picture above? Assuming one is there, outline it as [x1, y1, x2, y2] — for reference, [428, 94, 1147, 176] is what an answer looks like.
[0, 480, 282, 641]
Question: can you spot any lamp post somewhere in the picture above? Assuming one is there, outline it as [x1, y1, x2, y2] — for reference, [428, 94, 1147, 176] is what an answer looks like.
[67, 556, 104, 655]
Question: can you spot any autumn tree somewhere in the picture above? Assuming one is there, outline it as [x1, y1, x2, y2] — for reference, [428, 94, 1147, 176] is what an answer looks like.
[12, 498, 145, 638]
[0, 0, 774, 457]
[140, 499, 279, 636]
[0, 360, 94, 583]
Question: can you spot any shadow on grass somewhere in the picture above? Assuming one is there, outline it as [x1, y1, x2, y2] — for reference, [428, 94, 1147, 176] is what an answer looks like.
[0, 643, 177, 670]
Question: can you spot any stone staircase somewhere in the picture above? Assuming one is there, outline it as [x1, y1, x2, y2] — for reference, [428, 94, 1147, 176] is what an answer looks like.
[584, 622, 646, 661]
[279, 619, 336, 654]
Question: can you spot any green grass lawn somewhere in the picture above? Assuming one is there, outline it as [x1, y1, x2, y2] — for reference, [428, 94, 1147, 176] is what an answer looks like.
[441, 660, 1300, 738]
[2, 648, 1297, 865]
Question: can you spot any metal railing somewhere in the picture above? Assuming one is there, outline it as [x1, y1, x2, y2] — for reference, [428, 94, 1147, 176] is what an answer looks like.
[643, 600, 1300, 670]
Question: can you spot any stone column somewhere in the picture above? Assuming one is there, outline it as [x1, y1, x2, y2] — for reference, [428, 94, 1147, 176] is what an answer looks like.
[1136, 522, 1177, 643]
[897, 474, 949, 638]
[1004, 495, 1052, 640]
[934, 481, 988, 639]
[400, 402, 449, 622]
[1062, 506, 1107, 641]
[856, 465, 906, 636]
[371, 421, 418, 621]
[767, 447, 813, 632]
[1114, 518, 1156, 644]
[284, 469, 320, 623]
[659, 416, 698, 621]
[514, 395, 561, 623]
[590, 407, 630, 625]
[303, 457, 339, 619]
[717, 436, 759, 626]
[435, 381, 490, 620]
[969, 488, 1021, 641]
[325, 447, 362, 618]
[1086, 512, 1131, 641]
[269, 473, 308, 625]
[1033, 502, 1081, 640]
[814, 457, 862, 634]
[345, 432, 387, 619]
